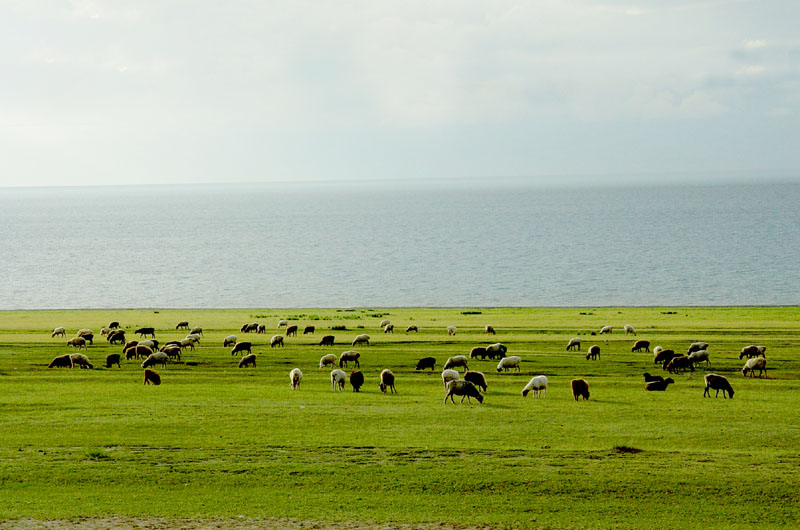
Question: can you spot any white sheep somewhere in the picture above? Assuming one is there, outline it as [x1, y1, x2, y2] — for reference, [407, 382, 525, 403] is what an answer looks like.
[319, 353, 338, 369]
[599, 325, 613, 335]
[443, 355, 469, 372]
[141, 351, 169, 369]
[383, 324, 394, 333]
[69, 353, 93, 369]
[77, 328, 93, 337]
[331, 369, 347, 391]
[496, 356, 522, 372]
[51, 327, 66, 338]
[270, 335, 284, 348]
[742, 357, 767, 378]
[447, 326, 457, 336]
[687, 349, 711, 367]
[289, 368, 303, 389]
[278, 319, 288, 328]
[441, 369, 461, 389]
[688, 341, 709, 354]
[190, 326, 203, 336]
[184, 333, 201, 344]
[223, 335, 238, 347]
[67, 337, 87, 350]
[179, 338, 196, 350]
[653, 345, 663, 356]
[521, 375, 548, 398]
[339, 350, 361, 368]
[624, 325, 636, 336]
[566, 337, 581, 351]
[379, 319, 390, 328]
[485, 343, 507, 359]
[352, 334, 370, 347]
[138, 339, 157, 351]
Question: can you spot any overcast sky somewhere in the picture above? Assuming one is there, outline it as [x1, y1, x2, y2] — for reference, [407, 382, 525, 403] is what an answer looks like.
[1, 0, 798, 187]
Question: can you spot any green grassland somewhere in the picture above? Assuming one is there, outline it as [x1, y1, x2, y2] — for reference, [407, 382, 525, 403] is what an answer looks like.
[0, 307, 798, 529]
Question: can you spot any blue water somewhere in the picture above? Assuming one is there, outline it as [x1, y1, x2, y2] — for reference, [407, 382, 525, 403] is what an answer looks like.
[0, 180, 798, 308]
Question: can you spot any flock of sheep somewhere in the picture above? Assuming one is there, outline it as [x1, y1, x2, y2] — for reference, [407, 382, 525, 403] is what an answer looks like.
[47, 320, 770, 402]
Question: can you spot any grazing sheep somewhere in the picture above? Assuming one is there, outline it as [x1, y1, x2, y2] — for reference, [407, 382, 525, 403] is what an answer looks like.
[143, 369, 161, 385]
[599, 325, 613, 335]
[190, 326, 203, 337]
[742, 357, 767, 378]
[571, 379, 590, 401]
[447, 326, 457, 336]
[643, 373, 664, 383]
[100, 327, 111, 336]
[469, 346, 488, 360]
[654, 349, 678, 367]
[379, 369, 396, 394]
[485, 325, 496, 335]
[653, 345, 663, 356]
[122, 340, 139, 351]
[141, 352, 168, 369]
[127, 345, 153, 361]
[383, 324, 394, 333]
[108, 330, 126, 344]
[51, 327, 67, 338]
[631, 340, 650, 353]
[320, 335, 335, 346]
[379, 319, 390, 328]
[485, 343, 507, 360]
[290, 368, 303, 389]
[70, 353, 93, 369]
[135, 327, 155, 338]
[585, 345, 600, 361]
[105, 353, 121, 369]
[286, 325, 298, 337]
[443, 355, 469, 372]
[688, 341, 709, 355]
[223, 335, 238, 347]
[257, 324, 266, 334]
[270, 335, 284, 348]
[464, 371, 488, 393]
[77, 328, 93, 338]
[80, 333, 94, 345]
[666, 355, 694, 374]
[566, 337, 581, 351]
[645, 378, 674, 391]
[406, 325, 418, 333]
[521, 375, 548, 398]
[48, 354, 73, 368]
[704, 374, 734, 398]
[138, 339, 158, 351]
[444, 380, 483, 404]
[163, 340, 181, 348]
[415, 357, 436, 371]
[319, 353, 338, 369]
[161, 345, 182, 361]
[241, 323, 258, 333]
[278, 320, 288, 328]
[179, 338, 196, 351]
[331, 369, 347, 391]
[739, 345, 767, 359]
[184, 334, 200, 344]
[688, 349, 711, 367]
[231, 341, 252, 356]
[238, 353, 257, 368]
[349, 371, 364, 392]
[496, 356, 522, 373]
[441, 369, 461, 388]
[108, 321, 120, 329]
[339, 350, 361, 368]
[303, 326, 315, 335]
[67, 337, 87, 350]
[352, 334, 370, 347]
[624, 325, 636, 336]
[176, 321, 190, 330]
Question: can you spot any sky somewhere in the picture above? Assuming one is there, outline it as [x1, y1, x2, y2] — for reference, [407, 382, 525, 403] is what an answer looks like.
[1, 0, 798, 187]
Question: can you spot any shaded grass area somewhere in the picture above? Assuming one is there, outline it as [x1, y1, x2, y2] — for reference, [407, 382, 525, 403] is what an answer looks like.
[0, 307, 799, 528]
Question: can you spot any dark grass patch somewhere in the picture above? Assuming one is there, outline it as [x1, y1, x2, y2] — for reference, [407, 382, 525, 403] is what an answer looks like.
[613, 445, 643, 454]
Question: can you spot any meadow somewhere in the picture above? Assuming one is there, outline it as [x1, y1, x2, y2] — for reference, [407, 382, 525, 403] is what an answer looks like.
[0, 307, 798, 529]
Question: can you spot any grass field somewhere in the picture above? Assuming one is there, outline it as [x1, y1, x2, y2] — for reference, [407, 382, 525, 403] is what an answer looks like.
[1, 307, 798, 529]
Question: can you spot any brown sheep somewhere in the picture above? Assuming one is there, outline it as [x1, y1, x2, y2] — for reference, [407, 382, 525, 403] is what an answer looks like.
[67, 337, 87, 350]
[48, 354, 73, 369]
[666, 355, 694, 374]
[303, 326, 315, 335]
[349, 371, 364, 392]
[585, 345, 600, 361]
[238, 353, 257, 368]
[415, 357, 436, 371]
[108, 321, 120, 329]
[485, 325, 496, 335]
[645, 377, 674, 391]
[126, 345, 153, 361]
[286, 325, 298, 337]
[631, 340, 650, 353]
[135, 327, 155, 338]
[643, 373, 664, 383]
[469, 346, 488, 360]
[161, 345, 182, 361]
[379, 369, 396, 394]
[231, 341, 252, 356]
[406, 325, 418, 333]
[464, 371, 488, 393]
[105, 353, 121, 368]
[704, 374, 734, 398]
[653, 349, 678, 367]
[571, 379, 590, 401]
[108, 330, 126, 344]
[742, 357, 767, 378]
[320, 335, 335, 346]
[176, 321, 190, 330]
[256, 324, 266, 334]
[444, 380, 484, 404]
[143, 369, 161, 385]
[339, 351, 361, 369]
[739, 345, 766, 359]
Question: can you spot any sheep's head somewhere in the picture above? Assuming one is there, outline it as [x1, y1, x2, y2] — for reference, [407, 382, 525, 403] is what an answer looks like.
[475, 393, 484, 403]
[665, 378, 675, 385]
[379, 382, 387, 393]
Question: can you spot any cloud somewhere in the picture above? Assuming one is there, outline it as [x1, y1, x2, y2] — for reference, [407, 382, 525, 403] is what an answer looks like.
[743, 39, 767, 49]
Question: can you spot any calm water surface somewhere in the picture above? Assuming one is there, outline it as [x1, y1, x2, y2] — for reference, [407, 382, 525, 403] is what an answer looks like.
[1, 181, 798, 308]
